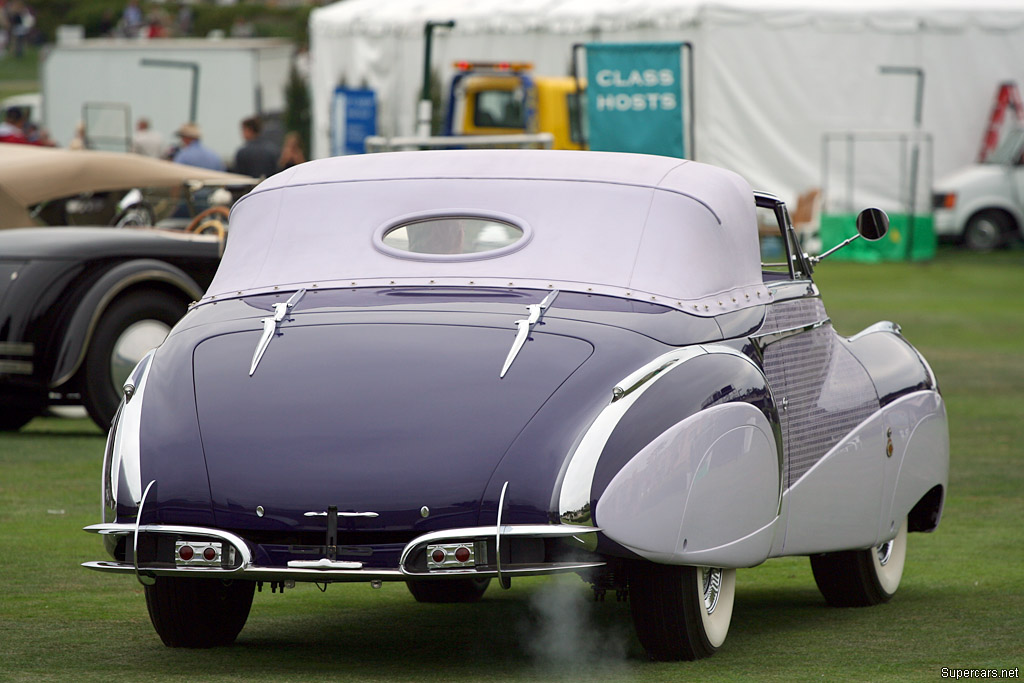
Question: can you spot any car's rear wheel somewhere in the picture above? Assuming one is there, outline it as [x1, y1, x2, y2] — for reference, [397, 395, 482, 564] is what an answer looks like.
[810, 517, 908, 607]
[629, 562, 736, 661]
[406, 577, 491, 603]
[144, 577, 255, 647]
[81, 291, 181, 429]
[963, 210, 1011, 251]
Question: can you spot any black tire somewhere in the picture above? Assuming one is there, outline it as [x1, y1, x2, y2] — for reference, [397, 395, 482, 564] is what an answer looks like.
[0, 406, 39, 431]
[81, 290, 183, 430]
[963, 210, 1011, 251]
[629, 563, 736, 661]
[144, 577, 255, 648]
[810, 518, 907, 607]
[406, 577, 491, 603]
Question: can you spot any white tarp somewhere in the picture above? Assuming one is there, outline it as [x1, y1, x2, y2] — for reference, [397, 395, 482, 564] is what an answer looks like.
[309, 0, 1024, 209]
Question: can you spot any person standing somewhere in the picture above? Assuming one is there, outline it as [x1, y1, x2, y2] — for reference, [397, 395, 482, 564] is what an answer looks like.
[132, 118, 165, 157]
[0, 107, 30, 144]
[233, 116, 278, 179]
[172, 122, 225, 171]
[121, 0, 143, 37]
[277, 131, 306, 171]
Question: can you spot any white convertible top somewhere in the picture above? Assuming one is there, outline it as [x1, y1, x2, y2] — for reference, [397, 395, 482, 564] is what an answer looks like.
[205, 150, 768, 315]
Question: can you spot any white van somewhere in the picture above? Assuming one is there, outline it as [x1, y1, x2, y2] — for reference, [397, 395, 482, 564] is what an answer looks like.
[932, 128, 1024, 250]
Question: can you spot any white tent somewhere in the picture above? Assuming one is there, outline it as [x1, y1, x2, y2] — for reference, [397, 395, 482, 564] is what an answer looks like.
[309, 0, 1024, 209]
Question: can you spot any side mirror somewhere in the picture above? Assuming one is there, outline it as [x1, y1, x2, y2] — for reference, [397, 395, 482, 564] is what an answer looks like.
[811, 207, 890, 265]
[856, 208, 889, 241]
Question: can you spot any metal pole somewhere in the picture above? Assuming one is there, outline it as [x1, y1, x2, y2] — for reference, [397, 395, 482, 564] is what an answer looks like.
[418, 20, 455, 138]
[571, 43, 586, 149]
[880, 66, 925, 260]
[140, 59, 200, 123]
[683, 42, 695, 160]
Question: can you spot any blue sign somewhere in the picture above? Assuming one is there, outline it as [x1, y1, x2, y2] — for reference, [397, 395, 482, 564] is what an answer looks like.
[332, 88, 377, 155]
[585, 43, 686, 157]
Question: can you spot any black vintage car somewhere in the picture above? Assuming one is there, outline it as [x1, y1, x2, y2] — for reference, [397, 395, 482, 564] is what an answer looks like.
[0, 228, 224, 430]
[0, 143, 253, 430]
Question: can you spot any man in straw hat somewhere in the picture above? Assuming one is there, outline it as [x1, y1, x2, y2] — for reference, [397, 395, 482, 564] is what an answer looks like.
[172, 121, 225, 171]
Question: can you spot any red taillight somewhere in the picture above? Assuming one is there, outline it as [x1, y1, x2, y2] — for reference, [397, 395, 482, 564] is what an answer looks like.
[178, 545, 194, 561]
[431, 548, 446, 564]
[203, 547, 217, 561]
[454, 546, 471, 563]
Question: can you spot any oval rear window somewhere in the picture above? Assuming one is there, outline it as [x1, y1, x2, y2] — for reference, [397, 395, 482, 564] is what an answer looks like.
[382, 217, 524, 256]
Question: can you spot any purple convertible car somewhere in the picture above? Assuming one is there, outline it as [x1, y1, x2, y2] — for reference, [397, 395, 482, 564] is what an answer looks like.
[84, 150, 949, 660]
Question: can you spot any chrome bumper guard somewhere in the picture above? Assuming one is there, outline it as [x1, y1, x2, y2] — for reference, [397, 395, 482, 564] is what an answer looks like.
[82, 522, 603, 584]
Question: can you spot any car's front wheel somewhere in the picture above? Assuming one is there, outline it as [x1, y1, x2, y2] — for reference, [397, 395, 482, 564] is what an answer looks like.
[81, 291, 181, 429]
[144, 577, 255, 647]
[406, 577, 491, 603]
[629, 562, 736, 661]
[810, 517, 908, 607]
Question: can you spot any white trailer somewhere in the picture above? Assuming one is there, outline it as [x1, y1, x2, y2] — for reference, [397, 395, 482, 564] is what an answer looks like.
[42, 38, 294, 165]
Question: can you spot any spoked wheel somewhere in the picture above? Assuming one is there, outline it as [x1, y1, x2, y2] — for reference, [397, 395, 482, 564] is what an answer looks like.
[629, 562, 737, 661]
[406, 577, 491, 603]
[810, 517, 908, 607]
[80, 291, 182, 430]
[144, 577, 255, 647]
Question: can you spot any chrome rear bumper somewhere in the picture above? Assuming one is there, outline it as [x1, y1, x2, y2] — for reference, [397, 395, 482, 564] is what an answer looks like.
[82, 521, 603, 584]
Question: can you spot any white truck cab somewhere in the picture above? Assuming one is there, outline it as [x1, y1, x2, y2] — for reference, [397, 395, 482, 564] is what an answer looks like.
[933, 128, 1024, 250]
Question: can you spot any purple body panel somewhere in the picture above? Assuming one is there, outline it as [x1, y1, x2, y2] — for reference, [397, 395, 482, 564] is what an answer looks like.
[136, 288, 735, 559]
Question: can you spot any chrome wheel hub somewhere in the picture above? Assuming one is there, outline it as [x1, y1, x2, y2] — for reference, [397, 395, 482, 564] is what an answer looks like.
[702, 567, 723, 615]
[876, 539, 894, 567]
[110, 320, 171, 390]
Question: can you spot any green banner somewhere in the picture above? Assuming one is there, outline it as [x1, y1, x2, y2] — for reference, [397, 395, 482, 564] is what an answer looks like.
[820, 213, 937, 262]
[585, 42, 685, 157]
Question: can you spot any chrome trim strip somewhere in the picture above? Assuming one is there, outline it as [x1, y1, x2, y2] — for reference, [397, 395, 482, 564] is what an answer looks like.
[85, 522, 255, 568]
[848, 320, 902, 341]
[755, 318, 832, 348]
[558, 346, 707, 524]
[303, 510, 379, 518]
[496, 481, 509, 586]
[81, 560, 603, 582]
[111, 351, 154, 508]
[0, 360, 32, 374]
[397, 522, 601, 574]
[764, 280, 818, 303]
[0, 342, 33, 355]
[249, 288, 306, 376]
[84, 520, 602, 582]
[132, 480, 157, 586]
[499, 289, 558, 378]
[51, 269, 203, 389]
[287, 559, 364, 570]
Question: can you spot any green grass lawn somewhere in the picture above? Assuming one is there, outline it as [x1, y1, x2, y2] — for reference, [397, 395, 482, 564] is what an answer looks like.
[0, 46, 40, 101]
[1, 247, 1022, 682]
